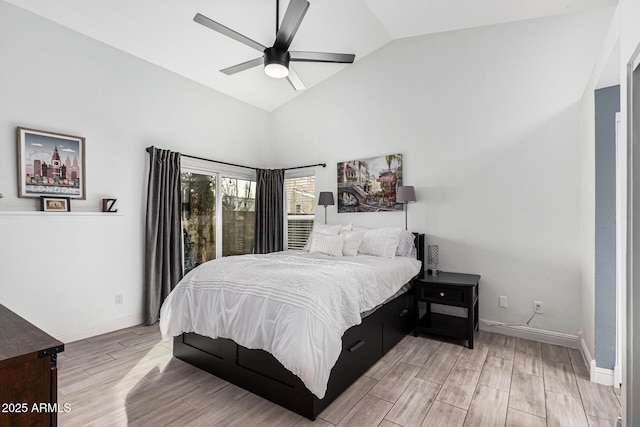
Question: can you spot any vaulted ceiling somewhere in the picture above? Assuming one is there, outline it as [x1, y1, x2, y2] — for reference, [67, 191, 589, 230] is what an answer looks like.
[5, 0, 617, 111]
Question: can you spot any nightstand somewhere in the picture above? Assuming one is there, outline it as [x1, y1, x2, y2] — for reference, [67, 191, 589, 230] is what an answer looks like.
[413, 271, 480, 349]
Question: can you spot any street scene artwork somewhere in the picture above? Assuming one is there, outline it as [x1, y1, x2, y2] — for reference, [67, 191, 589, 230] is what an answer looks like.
[18, 128, 86, 199]
[337, 153, 403, 213]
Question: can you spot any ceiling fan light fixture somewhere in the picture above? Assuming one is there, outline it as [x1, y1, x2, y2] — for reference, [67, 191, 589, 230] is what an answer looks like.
[264, 47, 290, 78]
[264, 63, 289, 78]
[194, 0, 355, 90]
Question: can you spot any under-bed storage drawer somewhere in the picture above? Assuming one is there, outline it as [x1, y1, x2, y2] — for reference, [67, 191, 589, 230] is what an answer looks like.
[182, 332, 225, 359]
[323, 315, 382, 401]
[382, 290, 414, 353]
[341, 326, 380, 361]
[237, 347, 303, 388]
[341, 312, 382, 360]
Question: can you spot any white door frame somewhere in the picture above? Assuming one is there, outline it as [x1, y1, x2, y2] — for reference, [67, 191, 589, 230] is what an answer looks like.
[624, 40, 640, 427]
[615, 111, 624, 389]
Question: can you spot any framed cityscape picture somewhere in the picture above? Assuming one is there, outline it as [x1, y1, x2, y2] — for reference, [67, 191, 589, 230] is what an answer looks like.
[337, 153, 403, 213]
[17, 127, 86, 199]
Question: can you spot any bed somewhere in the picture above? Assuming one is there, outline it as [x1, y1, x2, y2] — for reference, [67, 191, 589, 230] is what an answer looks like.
[160, 229, 425, 420]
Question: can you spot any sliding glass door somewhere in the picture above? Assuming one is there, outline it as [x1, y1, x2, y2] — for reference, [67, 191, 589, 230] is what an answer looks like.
[181, 171, 216, 274]
[221, 177, 256, 256]
[181, 160, 256, 272]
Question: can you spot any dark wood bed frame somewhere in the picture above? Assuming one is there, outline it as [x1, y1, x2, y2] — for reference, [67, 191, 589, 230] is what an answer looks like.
[173, 233, 425, 420]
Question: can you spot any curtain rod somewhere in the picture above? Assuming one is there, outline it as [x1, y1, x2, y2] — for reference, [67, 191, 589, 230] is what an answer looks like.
[146, 146, 326, 171]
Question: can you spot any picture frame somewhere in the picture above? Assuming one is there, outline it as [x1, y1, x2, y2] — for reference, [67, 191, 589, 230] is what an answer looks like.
[17, 127, 86, 199]
[40, 196, 71, 212]
[337, 153, 403, 213]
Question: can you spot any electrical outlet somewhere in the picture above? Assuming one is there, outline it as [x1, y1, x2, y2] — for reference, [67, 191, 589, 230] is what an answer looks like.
[499, 296, 508, 308]
[115, 293, 124, 305]
[535, 300, 543, 313]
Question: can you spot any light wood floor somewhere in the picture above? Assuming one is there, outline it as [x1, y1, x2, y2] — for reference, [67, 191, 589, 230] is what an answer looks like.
[57, 325, 621, 426]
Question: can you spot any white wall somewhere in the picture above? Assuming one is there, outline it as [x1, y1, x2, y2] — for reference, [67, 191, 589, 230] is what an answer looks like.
[270, 9, 614, 336]
[0, 1, 270, 342]
[578, 7, 620, 370]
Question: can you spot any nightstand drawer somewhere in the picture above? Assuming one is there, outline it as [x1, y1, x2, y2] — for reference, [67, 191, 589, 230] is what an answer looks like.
[419, 285, 464, 304]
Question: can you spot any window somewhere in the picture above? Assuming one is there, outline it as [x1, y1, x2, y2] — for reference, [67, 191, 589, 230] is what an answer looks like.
[221, 177, 255, 256]
[181, 171, 216, 274]
[285, 174, 315, 250]
[181, 158, 256, 273]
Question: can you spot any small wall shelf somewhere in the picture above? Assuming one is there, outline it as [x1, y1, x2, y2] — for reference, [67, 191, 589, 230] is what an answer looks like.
[0, 211, 123, 216]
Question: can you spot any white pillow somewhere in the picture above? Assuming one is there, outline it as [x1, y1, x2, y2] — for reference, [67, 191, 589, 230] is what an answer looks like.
[342, 230, 366, 256]
[312, 222, 343, 235]
[303, 223, 342, 251]
[340, 223, 353, 232]
[358, 227, 402, 258]
[309, 233, 345, 257]
[396, 230, 417, 258]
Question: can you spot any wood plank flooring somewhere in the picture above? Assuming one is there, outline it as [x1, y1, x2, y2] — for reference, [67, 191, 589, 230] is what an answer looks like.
[56, 326, 621, 426]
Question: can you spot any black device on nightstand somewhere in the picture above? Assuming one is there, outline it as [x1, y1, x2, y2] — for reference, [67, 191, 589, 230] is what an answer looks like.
[413, 271, 480, 349]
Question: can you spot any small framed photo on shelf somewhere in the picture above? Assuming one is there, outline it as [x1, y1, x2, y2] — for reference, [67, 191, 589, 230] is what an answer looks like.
[40, 196, 71, 212]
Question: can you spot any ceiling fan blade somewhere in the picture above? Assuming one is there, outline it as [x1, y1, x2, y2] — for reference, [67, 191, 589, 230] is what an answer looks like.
[194, 13, 266, 52]
[286, 65, 305, 91]
[290, 51, 355, 63]
[274, 0, 310, 51]
[220, 57, 264, 75]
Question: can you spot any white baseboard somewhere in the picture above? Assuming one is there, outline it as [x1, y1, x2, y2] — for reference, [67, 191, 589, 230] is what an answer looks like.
[590, 360, 615, 386]
[580, 332, 596, 382]
[580, 334, 593, 368]
[479, 319, 579, 348]
[54, 314, 144, 343]
[579, 335, 615, 386]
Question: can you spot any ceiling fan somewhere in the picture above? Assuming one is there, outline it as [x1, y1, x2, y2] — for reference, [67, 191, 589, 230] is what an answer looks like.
[193, 0, 355, 90]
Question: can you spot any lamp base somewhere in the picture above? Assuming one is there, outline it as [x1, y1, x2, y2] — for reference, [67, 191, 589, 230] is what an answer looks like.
[427, 268, 439, 276]
[404, 205, 408, 230]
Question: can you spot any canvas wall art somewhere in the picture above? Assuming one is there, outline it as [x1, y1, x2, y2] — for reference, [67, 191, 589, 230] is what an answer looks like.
[18, 127, 86, 199]
[337, 153, 403, 213]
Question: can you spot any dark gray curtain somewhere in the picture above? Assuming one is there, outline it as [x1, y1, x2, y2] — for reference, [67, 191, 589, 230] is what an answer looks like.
[254, 168, 285, 254]
[144, 147, 183, 325]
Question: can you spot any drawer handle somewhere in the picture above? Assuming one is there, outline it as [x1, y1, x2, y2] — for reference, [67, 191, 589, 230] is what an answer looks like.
[399, 308, 409, 318]
[349, 340, 365, 352]
[440, 292, 445, 297]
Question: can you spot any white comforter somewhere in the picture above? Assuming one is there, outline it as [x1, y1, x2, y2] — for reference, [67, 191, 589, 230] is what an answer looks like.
[159, 251, 421, 398]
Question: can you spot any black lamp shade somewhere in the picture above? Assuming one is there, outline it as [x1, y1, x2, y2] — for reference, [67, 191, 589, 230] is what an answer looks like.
[318, 192, 334, 207]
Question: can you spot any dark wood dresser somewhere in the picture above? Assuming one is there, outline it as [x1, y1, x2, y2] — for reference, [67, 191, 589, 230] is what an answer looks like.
[0, 304, 64, 427]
